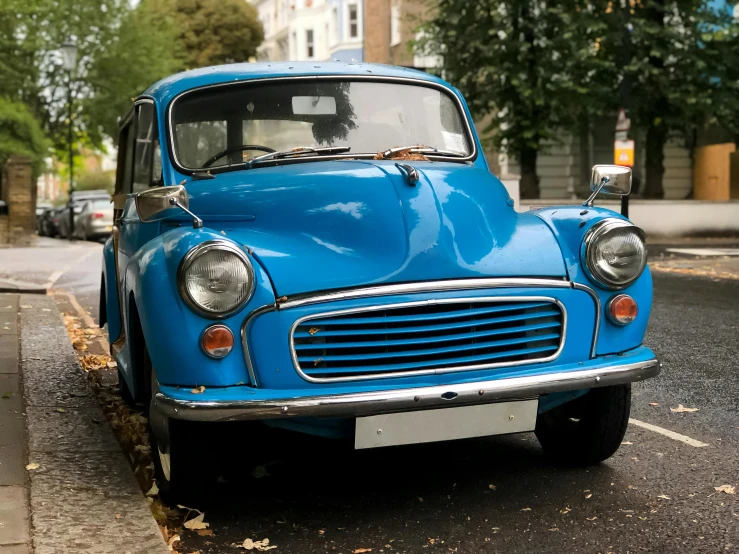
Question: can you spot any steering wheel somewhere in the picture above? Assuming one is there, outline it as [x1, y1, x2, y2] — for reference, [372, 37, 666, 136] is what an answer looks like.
[201, 145, 275, 168]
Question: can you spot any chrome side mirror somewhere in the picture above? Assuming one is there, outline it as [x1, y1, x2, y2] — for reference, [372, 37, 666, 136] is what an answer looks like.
[584, 165, 632, 207]
[135, 184, 203, 228]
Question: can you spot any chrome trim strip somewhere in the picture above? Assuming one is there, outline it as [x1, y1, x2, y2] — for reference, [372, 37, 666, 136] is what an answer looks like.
[166, 75, 478, 174]
[278, 278, 571, 310]
[153, 358, 660, 422]
[571, 282, 601, 358]
[240, 303, 276, 387]
[288, 296, 567, 383]
[177, 240, 256, 319]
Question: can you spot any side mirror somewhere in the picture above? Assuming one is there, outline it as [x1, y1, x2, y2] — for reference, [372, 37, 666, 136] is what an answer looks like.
[135, 185, 202, 228]
[585, 165, 632, 207]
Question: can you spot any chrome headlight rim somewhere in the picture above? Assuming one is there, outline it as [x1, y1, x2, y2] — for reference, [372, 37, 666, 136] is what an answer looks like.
[582, 218, 647, 290]
[177, 240, 255, 319]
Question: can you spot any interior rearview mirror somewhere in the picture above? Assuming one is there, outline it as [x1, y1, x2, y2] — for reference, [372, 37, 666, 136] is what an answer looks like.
[135, 185, 189, 223]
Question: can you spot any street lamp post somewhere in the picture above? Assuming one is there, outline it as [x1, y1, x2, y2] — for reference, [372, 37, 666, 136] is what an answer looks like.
[61, 42, 77, 240]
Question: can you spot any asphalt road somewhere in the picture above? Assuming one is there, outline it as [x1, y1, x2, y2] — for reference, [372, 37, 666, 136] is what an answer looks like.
[2, 237, 738, 553]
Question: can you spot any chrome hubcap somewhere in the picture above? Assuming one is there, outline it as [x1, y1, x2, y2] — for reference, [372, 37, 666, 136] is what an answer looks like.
[157, 445, 171, 482]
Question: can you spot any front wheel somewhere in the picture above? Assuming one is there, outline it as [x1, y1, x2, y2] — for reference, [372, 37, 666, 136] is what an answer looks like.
[144, 348, 211, 504]
[535, 384, 631, 466]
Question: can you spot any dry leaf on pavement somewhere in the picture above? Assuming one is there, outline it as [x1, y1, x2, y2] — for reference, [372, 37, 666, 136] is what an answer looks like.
[167, 534, 181, 551]
[183, 512, 209, 530]
[26, 463, 39, 470]
[648, 402, 659, 406]
[657, 494, 671, 500]
[146, 482, 159, 497]
[488, 484, 496, 490]
[353, 550, 373, 554]
[196, 529, 214, 536]
[191, 386, 206, 394]
[670, 404, 699, 413]
[238, 538, 277, 550]
[520, 507, 532, 511]
[714, 485, 736, 495]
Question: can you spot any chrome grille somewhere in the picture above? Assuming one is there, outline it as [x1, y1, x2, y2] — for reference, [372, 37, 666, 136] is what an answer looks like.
[291, 297, 565, 381]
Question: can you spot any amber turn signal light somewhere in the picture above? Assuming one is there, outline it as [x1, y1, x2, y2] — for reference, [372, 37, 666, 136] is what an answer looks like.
[201, 324, 234, 358]
[607, 294, 638, 325]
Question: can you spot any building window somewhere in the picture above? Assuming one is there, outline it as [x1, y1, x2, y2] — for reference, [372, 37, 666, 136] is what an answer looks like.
[306, 29, 314, 58]
[348, 4, 358, 38]
[390, 3, 401, 46]
[332, 6, 339, 45]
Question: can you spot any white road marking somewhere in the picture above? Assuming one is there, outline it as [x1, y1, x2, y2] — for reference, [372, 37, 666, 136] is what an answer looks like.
[665, 248, 739, 257]
[629, 418, 709, 448]
[43, 248, 99, 290]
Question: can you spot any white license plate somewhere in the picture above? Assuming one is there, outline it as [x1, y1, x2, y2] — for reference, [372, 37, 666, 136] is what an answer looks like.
[354, 399, 538, 449]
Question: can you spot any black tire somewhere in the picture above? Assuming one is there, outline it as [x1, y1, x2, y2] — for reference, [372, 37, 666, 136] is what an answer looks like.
[535, 384, 631, 466]
[143, 344, 212, 505]
[118, 369, 137, 407]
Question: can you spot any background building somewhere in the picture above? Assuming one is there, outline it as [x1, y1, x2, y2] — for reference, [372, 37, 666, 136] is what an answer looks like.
[251, 0, 363, 62]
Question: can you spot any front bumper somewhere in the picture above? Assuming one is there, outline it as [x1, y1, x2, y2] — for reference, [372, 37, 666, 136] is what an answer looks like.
[153, 352, 660, 423]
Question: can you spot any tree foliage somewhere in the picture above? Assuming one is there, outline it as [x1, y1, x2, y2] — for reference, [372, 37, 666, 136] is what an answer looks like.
[0, 98, 48, 176]
[417, 0, 609, 198]
[0, 0, 183, 155]
[418, 0, 739, 198]
[149, 0, 264, 69]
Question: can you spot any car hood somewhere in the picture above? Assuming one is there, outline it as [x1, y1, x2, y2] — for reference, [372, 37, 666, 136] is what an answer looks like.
[183, 160, 567, 296]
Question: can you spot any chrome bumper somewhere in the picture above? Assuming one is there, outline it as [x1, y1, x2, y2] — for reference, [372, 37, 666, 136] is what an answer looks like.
[154, 358, 660, 423]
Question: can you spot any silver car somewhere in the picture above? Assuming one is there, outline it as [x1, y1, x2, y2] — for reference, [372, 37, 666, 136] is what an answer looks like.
[73, 197, 114, 241]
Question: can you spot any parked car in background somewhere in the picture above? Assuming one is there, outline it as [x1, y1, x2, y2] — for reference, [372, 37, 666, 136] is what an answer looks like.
[57, 190, 110, 239]
[38, 207, 62, 237]
[35, 203, 53, 234]
[73, 197, 113, 241]
[100, 62, 658, 502]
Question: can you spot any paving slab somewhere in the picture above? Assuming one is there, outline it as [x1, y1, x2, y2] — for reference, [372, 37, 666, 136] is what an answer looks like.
[0, 445, 26, 486]
[0, 486, 30, 546]
[28, 450, 144, 493]
[0, 544, 32, 554]
[22, 361, 99, 409]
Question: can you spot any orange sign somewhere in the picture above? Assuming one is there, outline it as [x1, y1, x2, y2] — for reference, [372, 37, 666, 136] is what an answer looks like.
[614, 140, 635, 167]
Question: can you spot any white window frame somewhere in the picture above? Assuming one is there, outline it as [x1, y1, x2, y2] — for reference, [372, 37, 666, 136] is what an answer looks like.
[348, 3, 359, 39]
[306, 29, 315, 59]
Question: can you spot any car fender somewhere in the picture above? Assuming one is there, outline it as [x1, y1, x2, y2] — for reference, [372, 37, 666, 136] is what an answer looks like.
[101, 238, 121, 340]
[124, 226, 276, 387]
[533, 206, 652, 356]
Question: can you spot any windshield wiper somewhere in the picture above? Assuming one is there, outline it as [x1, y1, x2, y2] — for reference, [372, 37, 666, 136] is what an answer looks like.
[377, 145, 466, 159]
[246, 146, 351, 169]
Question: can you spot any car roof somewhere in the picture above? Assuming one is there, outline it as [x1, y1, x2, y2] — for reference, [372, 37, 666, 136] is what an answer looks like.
[142, 62, 453, 105]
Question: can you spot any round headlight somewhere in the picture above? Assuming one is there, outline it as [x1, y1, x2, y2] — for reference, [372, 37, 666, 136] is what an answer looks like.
[179, 242, 254, 317]
[583, 219, 647, 289]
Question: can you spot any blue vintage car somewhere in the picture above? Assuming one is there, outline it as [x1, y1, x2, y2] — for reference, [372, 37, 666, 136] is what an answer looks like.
[100, 62, 658, 501]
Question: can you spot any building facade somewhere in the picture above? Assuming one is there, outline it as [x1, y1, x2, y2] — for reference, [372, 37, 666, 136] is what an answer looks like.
[251, 0, 363, 63]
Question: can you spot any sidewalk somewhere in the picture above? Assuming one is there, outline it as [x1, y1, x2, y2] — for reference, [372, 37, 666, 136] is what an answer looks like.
[0, 293, 168, 553]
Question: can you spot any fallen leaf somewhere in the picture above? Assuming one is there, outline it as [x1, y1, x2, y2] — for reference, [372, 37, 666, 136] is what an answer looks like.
[586, 516, 598, 521]
[183, 512, 209, 530]
[521, 507, 532, 511]
[548, 527, 559, 532]
[488, 484, 496, 490]
[313, 358, 323, 366]
[26, 463, 39, 470]
[107, 360, 118, 369]
[72, 340, 88, 351]
[251, 465, 270, 479]
[56, 407, 66, 413]
[585, 493, 593, 499]
[20, 305, 32, 309]
[167, 534, 181, 551]
[621, 441, 633, 445]
[196, 529, 214, 537]
[560, 506, 572, 514]
[146, 482, 159, 497]
[352, 550, 373, 554]
[714, 485, 735, 495]
[238, 538, 277, 551]
[1, 392, 11, 399]
[670, 404, 699, 413]
[191, 386, 206, 394]
[115, 514, 121, 519]
[657, 494, 671, 500]
[649, 402, 659, 406]
[308, 327, 320, 335]
[631, 457, 639, 461]
[42, 308, 51, 312]
[177, 505, 203, 514]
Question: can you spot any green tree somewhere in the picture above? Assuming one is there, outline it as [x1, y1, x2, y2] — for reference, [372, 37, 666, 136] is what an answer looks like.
[149, 0, 264, 69]
[0, 98, 48, 176]
[0, 0, 183, 154]
[417, 0, 610, 198]
[600, 0, 739, 198]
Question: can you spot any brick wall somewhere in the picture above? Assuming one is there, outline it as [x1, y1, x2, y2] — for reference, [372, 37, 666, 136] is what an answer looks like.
[1, 156, 35, 245]
[364, 0, 391, 63]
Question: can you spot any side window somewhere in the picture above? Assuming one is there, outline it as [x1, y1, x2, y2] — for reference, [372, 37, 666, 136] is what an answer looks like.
[133, 102, 159, 192]
[115, 119, 135, 196]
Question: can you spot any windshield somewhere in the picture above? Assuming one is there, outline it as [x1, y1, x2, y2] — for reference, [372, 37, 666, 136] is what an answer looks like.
[171, 79, 472, 170]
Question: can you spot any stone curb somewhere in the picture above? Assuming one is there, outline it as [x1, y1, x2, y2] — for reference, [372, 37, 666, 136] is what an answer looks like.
[0, 281, 47, 295]
[19, 294, 169, 554]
